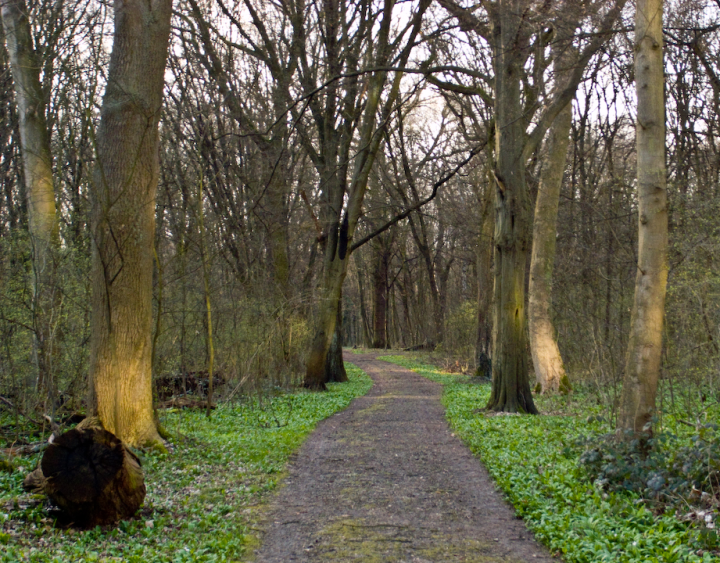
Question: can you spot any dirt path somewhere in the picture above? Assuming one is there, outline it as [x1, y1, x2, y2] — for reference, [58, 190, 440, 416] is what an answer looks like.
[252, 353, 559, 562]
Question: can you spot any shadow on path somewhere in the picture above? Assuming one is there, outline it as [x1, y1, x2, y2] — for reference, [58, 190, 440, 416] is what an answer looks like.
[252, 353, 559, 562]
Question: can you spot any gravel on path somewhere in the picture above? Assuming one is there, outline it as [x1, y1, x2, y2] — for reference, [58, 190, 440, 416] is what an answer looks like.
[252, 353, 560, 562]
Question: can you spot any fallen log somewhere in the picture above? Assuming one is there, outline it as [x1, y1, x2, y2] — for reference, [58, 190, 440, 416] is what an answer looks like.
[3, 442, 48, 457]
[403, 340, 436, 352]
[155, 370, 225, 401]
[23, 417, 146, 527]
[157, 396, 216, 410]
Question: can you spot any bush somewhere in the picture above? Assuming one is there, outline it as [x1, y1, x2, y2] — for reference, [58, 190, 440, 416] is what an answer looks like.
[579, 424, 720, 508]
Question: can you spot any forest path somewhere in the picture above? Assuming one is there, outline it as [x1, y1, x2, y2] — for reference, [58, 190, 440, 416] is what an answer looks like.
[252, 353, 558, 563]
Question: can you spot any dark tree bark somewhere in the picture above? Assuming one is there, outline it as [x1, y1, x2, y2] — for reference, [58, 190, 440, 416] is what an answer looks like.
[439, 0, 626, 412]
[303, 0, 430, 389]
[371, 239, 389, 348]
[475, 177, 493, 378]
[325, 303, 348, 383]
[23, 418, 145, 527]
[484, 0, 538, 414]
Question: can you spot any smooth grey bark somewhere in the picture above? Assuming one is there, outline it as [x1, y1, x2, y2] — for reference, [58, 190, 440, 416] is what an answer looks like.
[1, 0, 59, 395]
[528, 44, 576, 394]
[618, 0, 668, 434]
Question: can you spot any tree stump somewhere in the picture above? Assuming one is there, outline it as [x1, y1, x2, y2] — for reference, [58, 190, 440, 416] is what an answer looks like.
[23, 418, 146, 527]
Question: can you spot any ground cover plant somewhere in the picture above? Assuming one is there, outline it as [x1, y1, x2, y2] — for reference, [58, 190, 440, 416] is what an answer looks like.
[380, 355, 720, 563]
[0, 365, 372, 562]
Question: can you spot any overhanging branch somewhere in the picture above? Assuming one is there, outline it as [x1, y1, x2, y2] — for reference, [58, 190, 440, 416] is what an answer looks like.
[349, 141, 486, 253]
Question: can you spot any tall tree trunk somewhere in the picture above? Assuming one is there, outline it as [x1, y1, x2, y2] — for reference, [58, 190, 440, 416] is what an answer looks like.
[302, 0, 429, 388]
[305, 256, 347, 390]
[325, 301, 348, 383]
[486, 0, 538, 414]
[267, 172, 290, 297]
[198, 178, 215, 419]
[354, 252, 372, 347]
[528, 47, 575, 395]
[88, 0, 172, 448]
[618, 0, 667, 434]
[1, 0, 59, 396]
[371, 240, 389, 348]
[475, 182, 493, 378]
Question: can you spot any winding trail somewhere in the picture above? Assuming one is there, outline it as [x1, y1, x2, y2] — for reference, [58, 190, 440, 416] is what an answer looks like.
[253, 353, 559, 562]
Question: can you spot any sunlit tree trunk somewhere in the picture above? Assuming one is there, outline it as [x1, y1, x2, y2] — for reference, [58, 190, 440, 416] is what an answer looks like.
[437, 0, 626, 412]
[1, 0, 59, 396]
[618, 0, 667, 434]
[486, 0, 538, 414]
[88, 0, 172, 448]
[528, 47, 575, 395]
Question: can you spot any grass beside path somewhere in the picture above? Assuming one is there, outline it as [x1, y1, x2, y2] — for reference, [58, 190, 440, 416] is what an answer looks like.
[379, 355, 715, 563]
[0, 364, 372, 563]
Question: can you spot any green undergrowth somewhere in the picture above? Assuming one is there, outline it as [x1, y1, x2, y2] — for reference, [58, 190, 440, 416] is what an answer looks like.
[379, 355, 718, 563]
[0, 364, 372, 562]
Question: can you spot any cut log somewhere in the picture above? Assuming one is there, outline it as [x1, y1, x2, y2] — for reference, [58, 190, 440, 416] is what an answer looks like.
[24, 417, 146, 527]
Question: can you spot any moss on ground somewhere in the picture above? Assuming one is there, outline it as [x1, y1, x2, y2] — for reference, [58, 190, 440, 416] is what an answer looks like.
[308, 517, 515, 562]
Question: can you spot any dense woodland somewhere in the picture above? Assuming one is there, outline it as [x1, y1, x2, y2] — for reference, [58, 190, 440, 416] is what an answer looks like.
[0, 0, 715, 458]
[4, 0, 720, 558]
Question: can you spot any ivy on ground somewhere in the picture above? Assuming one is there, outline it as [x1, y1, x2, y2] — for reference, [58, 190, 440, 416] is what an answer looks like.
[0, 365, 372, 562]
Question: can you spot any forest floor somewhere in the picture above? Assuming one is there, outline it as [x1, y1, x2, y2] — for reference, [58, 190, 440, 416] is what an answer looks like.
[252, 352, 557, 563]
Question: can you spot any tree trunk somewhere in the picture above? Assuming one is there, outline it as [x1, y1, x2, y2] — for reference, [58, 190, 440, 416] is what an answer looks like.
[302, 0, 429, 388]
[1, 0, 59, 396]
[198, 178, 215, 419]
[267, 175, 290, 297]
[88, 0, 172, 448]
[305, 255, 347, 390]
[355, 252, 372, 347]
[325, 301, 348, 383]
[618, 0, 667, 434]
[371, 240, 389, 348]
[475, 182, 493, 378]
[486, 0, 538, 414]
[528, 48, 575, 395]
